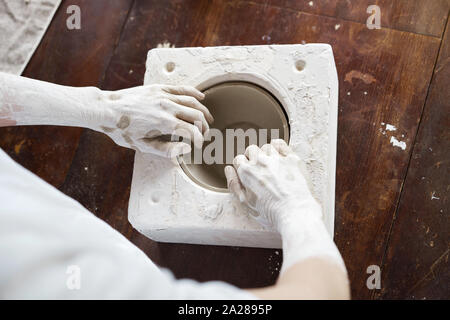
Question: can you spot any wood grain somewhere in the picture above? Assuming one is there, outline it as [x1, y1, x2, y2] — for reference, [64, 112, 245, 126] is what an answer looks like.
[377, 19, 450, 300]
[247, 0, 450, 37]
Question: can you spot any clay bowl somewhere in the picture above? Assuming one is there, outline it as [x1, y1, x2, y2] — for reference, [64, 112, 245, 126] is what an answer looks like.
[179, 81, 289, 192]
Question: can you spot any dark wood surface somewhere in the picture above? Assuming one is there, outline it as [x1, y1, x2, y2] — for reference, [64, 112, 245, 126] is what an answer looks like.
[376, 18, 450, 300]
[0, 0, 448, 299]
[248, 0, 450, 37]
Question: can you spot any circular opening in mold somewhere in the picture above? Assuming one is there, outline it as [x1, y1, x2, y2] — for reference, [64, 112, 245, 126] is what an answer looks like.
[178, 81, 290, 192]
[165, 62, 175, 73]
[295, 60, 306, 72]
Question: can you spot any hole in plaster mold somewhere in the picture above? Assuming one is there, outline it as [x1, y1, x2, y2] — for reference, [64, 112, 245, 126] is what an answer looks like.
[178, 81, 290, 192]
[165, 62, 175, 73]
[295, 60, 306, 72]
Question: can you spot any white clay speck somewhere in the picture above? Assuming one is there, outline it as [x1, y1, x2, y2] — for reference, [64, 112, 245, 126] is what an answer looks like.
[385, 124, 396, 131]
[390, 136, 406, 150]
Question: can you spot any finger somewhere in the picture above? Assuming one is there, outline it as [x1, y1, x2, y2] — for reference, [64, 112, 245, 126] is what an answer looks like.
[175, 121, 204, 148]
[168, 94, 214, 124]
[224, 165, 246, 202]
[138, 140, 191, 158]
[260, 143, 278, 156]
[270, 139, 291, 156]
[175, 106, 209, 134]
[163, 85, 205, 101]
[161, 99, 209, 133]
[244, 144, 261, 163]
[233, 154, 248, 171]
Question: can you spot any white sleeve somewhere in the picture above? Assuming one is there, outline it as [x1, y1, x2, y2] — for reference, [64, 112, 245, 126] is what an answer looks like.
[0, 149, 256, 300]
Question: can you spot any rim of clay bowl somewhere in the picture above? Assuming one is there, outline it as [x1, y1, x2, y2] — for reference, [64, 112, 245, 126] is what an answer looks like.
[178, 81, 290, 193]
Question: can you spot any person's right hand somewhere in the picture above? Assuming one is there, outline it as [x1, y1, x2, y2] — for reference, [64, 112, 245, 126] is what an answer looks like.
[225, 140, 348, 283]
[224, 139, 321, 230]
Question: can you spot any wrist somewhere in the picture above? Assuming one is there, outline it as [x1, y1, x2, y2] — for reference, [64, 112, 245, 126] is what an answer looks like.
[273, 196, 322, 233]
[82, 87, 116, 132]
[274, 199, 346, 275]
[279, 212, 345, 274]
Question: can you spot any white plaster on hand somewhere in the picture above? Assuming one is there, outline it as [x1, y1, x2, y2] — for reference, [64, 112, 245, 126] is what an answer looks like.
[99, 85, 213, 158]
[0, 73, 212, 158]
[225, 139, 319, 230]
[224, 139, 346, 274]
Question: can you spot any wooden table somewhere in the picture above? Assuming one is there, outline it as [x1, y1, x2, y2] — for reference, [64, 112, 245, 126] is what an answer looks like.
[1, 0, 448, 299]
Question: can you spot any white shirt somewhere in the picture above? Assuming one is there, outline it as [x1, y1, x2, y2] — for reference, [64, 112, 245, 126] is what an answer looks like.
[0, 148, 256, 299]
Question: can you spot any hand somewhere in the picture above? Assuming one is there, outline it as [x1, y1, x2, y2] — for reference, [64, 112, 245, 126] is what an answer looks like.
[224, 139, 321, 230]
[225, 139, 346, 276]
[98, 84, 213, 157]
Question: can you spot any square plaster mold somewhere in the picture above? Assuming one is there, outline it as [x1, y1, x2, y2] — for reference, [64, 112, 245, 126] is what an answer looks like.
[128, 44, 338, 248]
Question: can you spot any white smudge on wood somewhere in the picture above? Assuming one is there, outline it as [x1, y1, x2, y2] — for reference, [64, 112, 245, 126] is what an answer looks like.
[390, 136, 406, 150]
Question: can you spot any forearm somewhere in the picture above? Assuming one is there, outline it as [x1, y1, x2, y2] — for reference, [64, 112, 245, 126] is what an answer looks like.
[277, 205, 349, 299]
[248, 257, 349, 299]
[0, 73, 210, 156]
[249, 200, 350, 299]
[277, 201, 346, 274]
[227, 140, 349, 299]
[0, 72, 107, 130]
